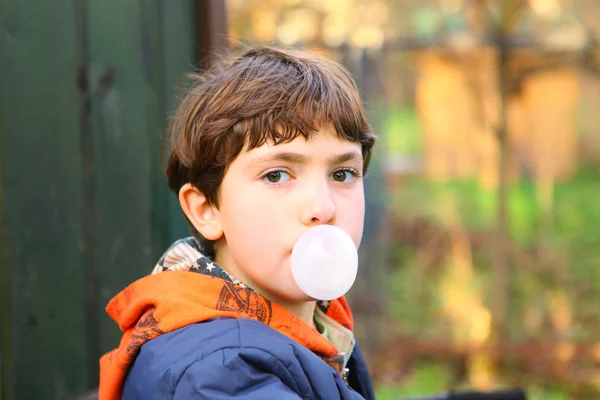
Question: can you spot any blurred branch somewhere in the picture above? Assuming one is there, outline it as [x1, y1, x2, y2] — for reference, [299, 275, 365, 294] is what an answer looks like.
[489, 0, 522, 344]
[389, 217, 564, 279]
[499, 0, 527, 34]
[340, 34, 581, 52]
[510, 53, 577, 93]
[468, 0, 490, 34]
[581, 33, 600, 75]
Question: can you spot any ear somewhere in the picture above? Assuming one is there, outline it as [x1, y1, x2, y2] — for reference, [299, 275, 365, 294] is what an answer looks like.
[178, 183, 223, 241]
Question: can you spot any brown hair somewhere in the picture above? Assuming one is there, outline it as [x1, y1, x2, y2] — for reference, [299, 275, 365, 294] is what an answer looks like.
[166, 46, 376, 251]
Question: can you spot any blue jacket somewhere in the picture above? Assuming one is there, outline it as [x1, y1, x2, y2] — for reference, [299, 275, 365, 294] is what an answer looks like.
[123, 318, 375, 399]
[99, 238, 375, 400]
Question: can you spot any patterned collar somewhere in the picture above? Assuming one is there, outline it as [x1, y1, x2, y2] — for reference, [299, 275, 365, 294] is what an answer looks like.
[151, 237, 332, 313]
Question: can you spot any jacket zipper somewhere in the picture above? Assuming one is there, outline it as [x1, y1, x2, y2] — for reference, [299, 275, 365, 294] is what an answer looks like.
[341, 337, 356, 383]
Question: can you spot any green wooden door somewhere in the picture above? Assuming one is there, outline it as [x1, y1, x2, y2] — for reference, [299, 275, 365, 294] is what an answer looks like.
[0, 1, 211, 398]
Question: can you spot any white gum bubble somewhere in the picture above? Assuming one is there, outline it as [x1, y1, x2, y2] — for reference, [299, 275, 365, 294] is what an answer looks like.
[290, 225, 358, 301]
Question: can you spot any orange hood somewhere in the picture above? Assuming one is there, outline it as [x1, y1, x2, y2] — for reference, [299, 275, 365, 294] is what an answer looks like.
[98, 238, 354, 400]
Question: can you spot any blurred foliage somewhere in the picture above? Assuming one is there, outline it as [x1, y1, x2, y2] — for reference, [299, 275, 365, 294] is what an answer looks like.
[383, 107, 600, 397]
[226, 0, 600, 48]
[387, 105, 600, 324]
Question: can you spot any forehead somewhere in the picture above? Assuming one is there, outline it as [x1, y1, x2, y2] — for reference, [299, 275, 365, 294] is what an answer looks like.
[242, 125, 363, 161]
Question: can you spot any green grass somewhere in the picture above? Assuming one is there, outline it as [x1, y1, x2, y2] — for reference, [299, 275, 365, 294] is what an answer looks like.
[375, 363, 451, 400]
[374, 364, 572, 400]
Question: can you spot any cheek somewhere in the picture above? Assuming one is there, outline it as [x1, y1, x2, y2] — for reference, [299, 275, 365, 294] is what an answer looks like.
[224, 205, 264, 244]
[220, 190, 285, 258]
[334, 187, 365, 248]
[352, 195, 365, 248]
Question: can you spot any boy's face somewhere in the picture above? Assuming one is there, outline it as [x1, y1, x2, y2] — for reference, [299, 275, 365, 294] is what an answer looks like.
[213, 124, 365, 303]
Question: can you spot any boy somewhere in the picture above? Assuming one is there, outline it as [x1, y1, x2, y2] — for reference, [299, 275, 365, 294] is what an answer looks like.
[99, 46, 377, 399]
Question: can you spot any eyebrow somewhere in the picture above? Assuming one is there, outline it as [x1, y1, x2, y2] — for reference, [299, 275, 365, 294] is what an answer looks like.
[331, 151, 363, 164]
[251, 150, 363, 165]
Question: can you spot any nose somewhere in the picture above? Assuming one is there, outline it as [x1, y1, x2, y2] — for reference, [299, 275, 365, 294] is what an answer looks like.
[299, 178, 336, 226]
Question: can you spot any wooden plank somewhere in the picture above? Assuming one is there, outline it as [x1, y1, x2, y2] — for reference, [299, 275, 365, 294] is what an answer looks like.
[161, 0, 198, 245]
[163, 0, 230, 245]
[162, 0, 230, 244]
[83, 0, 161, 366]
[0, 4, 11, 399]
[0, 0, 87, 398]
[196, 0, 229, 67]
[83, 0, 200, 371]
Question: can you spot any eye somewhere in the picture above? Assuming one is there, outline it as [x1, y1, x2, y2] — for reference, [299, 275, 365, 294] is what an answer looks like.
[330, 169, 359, 183]
[262, 170, 290, 184]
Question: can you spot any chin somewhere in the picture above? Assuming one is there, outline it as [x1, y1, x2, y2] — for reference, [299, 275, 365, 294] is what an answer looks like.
[298, 293, 318, 302]
[275, 285, 315, 303]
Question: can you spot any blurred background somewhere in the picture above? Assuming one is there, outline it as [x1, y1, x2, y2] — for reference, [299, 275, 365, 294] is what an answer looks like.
[1, 0, 600, 399]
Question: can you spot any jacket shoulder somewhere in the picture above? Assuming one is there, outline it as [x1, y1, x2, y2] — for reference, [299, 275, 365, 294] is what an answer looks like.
[123, 318, 367, 399]
[122, 319, 312, 399]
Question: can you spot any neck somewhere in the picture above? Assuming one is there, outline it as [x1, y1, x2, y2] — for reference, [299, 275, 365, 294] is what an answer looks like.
[214, 244, 318, 330]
